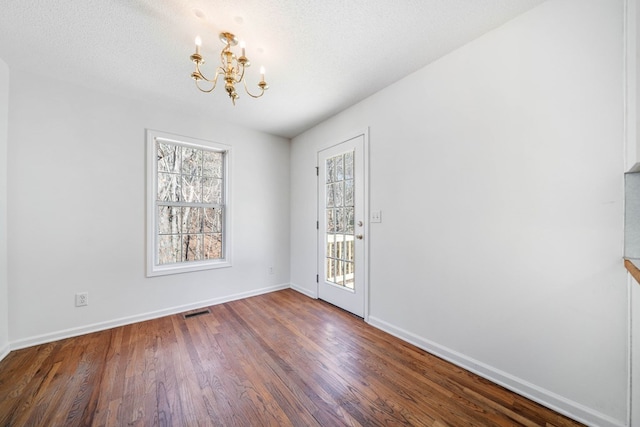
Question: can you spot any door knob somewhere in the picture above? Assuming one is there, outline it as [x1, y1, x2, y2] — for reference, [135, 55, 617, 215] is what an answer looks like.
[356, 234, 363, 240]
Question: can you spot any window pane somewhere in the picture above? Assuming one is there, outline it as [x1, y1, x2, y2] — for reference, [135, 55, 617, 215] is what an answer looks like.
[158, 234, 181, 264]
[158, 206, 181, 234]
[203, 177, 222, 204]
[181, 175, 202, 203]
[203, 233, 222, 259]
[182, 234, 202, 261]
[216, 208, 223, 232]
[203, 151, 223, 177]
[203, 207, 222, 233]
[182, 207, 203, 234]
[157, 143, 179, 173]
[158, 173, 180, 202]
[182, 147, 202, 176]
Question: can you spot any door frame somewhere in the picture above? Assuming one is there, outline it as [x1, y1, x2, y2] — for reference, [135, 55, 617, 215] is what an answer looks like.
[316, 128, 370, 321]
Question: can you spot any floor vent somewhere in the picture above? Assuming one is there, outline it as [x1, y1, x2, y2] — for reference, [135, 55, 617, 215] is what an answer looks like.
[182, 308, 211, 319]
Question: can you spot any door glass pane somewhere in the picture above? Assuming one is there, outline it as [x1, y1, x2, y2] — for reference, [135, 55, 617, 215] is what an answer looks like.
[327, 209, 335, 233]
[345, 261, 354, 289]
[326, 158, 335, 183]
[327, 233, 335, 258]
[334, 182, 343, 207]
[335, 208, 344, 233]
[345, 207, 354, 234]
[344, 151, 353, 180]
[326, 183, 335, 208]
[325, 150, 356, 290]
[327, 258, 335, 283]
[345, 236, 354, 261]
[344, 179, 354, 206]
[335, 156, 344, 181]
[336, 260, 344, 287]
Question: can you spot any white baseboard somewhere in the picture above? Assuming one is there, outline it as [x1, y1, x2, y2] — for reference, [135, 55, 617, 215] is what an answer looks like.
[10, 283, 291, 351]
[367, 316, 625, 427]
[0, 342, 9, 363]
[290, 282, 317, 299]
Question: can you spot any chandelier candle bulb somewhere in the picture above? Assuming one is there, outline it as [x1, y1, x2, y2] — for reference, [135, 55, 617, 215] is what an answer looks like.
[195, 36, 202, 55]
[240, 41, 246, 57]
[260, 66, 265, 81]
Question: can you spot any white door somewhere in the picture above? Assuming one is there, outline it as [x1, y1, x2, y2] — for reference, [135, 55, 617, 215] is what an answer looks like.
[318, 134, 367, 317]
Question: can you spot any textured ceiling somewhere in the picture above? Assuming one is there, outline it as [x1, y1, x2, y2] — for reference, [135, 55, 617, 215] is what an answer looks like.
[0, 0, 546, 138]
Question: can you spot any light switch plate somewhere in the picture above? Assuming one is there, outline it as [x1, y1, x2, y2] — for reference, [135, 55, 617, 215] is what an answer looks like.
[371, 210, 382, 223]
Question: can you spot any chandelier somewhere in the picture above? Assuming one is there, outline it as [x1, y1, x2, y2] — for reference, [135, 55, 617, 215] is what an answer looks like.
[189, 32, 269, 105]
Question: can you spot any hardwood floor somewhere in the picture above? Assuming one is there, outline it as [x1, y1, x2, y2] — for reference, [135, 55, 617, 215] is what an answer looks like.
[0, 289, 583, 426]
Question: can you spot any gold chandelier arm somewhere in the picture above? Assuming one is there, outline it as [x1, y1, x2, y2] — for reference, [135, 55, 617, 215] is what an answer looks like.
[243, 78, 267, 98]
[195, 78, 218, 93]
[193, 65, 226, 93]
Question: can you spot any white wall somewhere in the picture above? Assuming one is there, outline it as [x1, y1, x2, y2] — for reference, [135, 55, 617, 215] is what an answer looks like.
[7, 70, 290, 347]
[291, 0, 627, 425]
[0, 58, 9, 359]
[636, 0, 640, 166]
[628, 1, 640, 424]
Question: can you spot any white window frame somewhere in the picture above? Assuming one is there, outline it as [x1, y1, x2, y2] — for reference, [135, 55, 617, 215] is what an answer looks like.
[146, 129, 232, 277]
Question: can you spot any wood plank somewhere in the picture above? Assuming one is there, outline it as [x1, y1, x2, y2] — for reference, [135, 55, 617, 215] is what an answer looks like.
[0, 289, 585, 426]
[625, 258, 640, 285]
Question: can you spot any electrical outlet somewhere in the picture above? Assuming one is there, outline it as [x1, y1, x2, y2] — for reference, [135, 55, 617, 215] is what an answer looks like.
[268, 266, 275, 275]
[75, 292, 88, 307]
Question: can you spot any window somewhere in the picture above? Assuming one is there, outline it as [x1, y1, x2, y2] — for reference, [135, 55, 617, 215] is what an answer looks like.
[146, 130, 231, 276]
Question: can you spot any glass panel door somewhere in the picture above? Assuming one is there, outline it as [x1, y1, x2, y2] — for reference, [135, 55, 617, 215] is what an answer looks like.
[317, 134, 366, 317]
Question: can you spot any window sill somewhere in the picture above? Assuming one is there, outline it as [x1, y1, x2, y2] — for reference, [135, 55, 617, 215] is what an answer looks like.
[147, 260, 231, 277]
